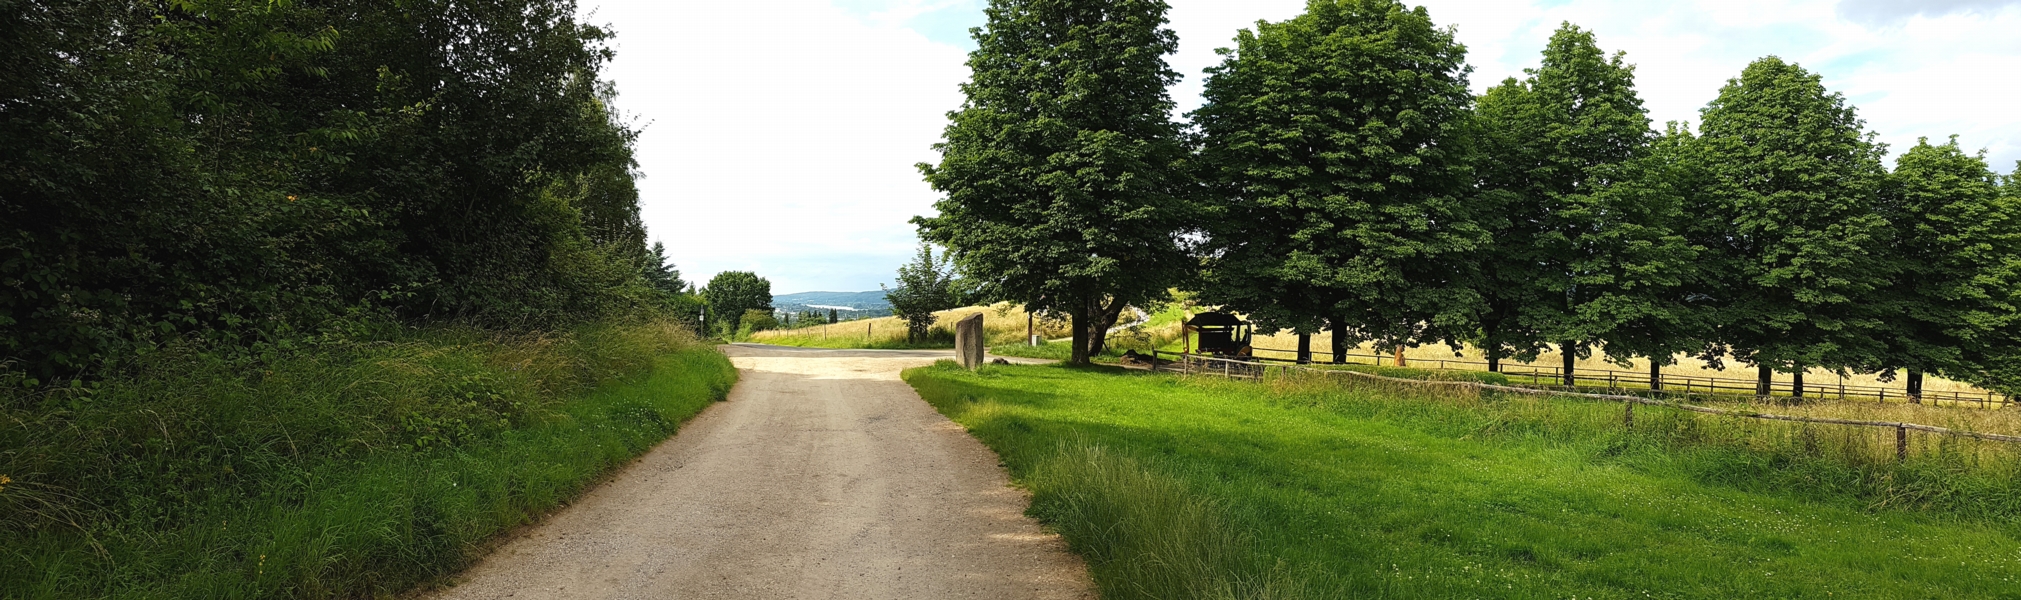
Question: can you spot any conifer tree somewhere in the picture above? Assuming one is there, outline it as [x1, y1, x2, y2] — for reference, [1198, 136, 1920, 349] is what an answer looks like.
[1875, 139, 2021, 400]
[1689, 57, 1892, 397]
[1192, 0, 1481, 361]
[916, 0, 1196, 364]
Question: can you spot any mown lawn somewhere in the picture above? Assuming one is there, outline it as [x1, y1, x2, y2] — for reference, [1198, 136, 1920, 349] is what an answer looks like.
[904, 362, 2021, 599]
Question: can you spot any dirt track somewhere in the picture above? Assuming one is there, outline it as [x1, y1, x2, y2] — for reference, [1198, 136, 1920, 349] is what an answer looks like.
[424, 344, 1093, 600]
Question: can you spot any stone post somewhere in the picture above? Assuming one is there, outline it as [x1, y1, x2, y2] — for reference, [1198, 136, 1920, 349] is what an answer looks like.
[956, 313, 985, 370]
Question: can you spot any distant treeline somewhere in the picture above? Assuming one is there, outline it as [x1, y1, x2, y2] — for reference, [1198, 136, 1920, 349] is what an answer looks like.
[918, 0, 2021, 397]
[2, 0, 692, 377]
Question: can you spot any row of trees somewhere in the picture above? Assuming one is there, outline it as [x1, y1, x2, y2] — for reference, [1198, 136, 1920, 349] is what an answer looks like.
[919, 0, 2021, 398]
[0, 0, 699, 378]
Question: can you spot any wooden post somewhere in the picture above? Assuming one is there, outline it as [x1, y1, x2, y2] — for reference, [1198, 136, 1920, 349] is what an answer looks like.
[1896, 426, 1908, 461]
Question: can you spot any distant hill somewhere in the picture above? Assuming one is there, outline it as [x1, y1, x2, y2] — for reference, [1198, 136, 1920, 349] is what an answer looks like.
[773, 290, 891, 315]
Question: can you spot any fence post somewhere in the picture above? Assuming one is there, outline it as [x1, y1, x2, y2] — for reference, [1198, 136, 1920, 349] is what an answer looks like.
[1896, 426, 1908, 461]
[1624, 401, 1634, 430]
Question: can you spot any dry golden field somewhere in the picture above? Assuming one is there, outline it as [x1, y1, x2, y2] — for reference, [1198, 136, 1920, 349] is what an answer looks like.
[749, 303, 1073, 348]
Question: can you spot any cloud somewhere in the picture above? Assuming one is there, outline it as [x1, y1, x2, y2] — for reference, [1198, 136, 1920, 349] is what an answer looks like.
[1837, 0, 2021, 25]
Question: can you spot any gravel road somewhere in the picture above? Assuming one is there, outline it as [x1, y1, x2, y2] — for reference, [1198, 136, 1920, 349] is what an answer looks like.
[423, 344, 1093, 600]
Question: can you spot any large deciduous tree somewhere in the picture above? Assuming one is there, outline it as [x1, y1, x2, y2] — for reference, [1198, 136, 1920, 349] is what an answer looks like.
[1874, 138, 2021, 400]
[1192, 0, 1482, 363]
[1472, 24, 1703, 387]
[703, 272, 772, 337]
[1689, 57, 1892, 398]
[916, 0, 1196, 364]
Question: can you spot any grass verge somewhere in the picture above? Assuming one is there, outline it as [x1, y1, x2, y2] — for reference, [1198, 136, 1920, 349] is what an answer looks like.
[1, 320, 736, 599]
[903, 361, 2021, 599]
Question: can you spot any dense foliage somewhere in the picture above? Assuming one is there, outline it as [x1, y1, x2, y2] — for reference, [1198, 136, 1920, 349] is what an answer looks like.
[916, 0, 1198, 364]
[1471, 24, 1701, 385]
[0, 0, 679, 379]
[886, 244, 960, 343]
[1687, 57, 1896, 395]
[702, 271, 772, 337]
[1191, 0, 1483, 364]
[917, 1, 2021, 395]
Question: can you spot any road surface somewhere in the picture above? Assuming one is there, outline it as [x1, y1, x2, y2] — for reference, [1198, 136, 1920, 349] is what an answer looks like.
[424, 344, 1092, 600]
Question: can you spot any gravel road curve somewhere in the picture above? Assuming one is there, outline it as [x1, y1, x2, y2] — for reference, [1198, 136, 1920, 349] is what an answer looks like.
[422, 343, 1094, 600]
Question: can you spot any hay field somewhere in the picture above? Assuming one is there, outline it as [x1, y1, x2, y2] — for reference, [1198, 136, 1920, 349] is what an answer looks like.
[749, 303, 1071, 348]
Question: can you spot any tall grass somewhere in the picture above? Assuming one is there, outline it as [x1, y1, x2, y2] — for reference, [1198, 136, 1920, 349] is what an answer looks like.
[906, 361, 2021, 599]
[1246, 330, 1999, 398]
[0, 319, 735, 599]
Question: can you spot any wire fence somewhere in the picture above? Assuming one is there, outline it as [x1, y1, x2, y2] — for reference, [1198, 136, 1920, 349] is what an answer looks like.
[1150, 351, 2021, 460]
[1236, 345, 2012, 410]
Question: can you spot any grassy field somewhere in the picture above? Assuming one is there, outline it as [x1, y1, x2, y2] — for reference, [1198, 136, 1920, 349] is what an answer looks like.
[904, 361, 2021, 599]
[1, 320, 736, 599]
[1246, 330, 1997, 399]
[749, 303, 1072, 349]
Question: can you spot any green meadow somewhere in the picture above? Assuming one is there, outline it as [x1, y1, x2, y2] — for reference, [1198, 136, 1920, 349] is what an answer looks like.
[904, 361, 2021, 599]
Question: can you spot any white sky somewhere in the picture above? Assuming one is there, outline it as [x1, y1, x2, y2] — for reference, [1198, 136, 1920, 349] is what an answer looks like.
[577, 0, 2021, 294]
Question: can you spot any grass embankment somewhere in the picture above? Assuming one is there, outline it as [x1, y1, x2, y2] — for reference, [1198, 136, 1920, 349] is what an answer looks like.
[904, 361, 2021, 599]
[1, 320, 736, 599]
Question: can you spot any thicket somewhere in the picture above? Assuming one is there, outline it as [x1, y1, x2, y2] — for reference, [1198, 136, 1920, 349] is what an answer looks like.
[1, 2, 729, 596]
[0, 0, 689, 380]
[921, 0, 2021, 393]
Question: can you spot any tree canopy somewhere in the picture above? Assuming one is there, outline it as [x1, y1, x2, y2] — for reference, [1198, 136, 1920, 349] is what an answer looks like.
[1874, 138, 2021, 397]
[1, 0, 662, 376]
[1471, 24, 1702, 383]
[1191, 0, 1483, 359]
[886, 244, 960, 343]
[702, 272, 772, 337]
[915, 0, 1197, 364]
[1688, 57, 1893, 394]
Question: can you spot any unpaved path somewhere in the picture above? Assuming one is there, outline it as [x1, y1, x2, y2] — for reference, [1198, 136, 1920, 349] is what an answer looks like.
[424, 344, 1093, 600]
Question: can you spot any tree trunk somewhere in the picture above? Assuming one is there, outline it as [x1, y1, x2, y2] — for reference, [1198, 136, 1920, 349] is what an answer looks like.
[1908, 370, 1924, 404]
[1070, 303, 1091, 365]
[1482, 320, 1501, 372]
[1561, 342, 1577, 387]
[1085, 298, 1126, 358]
[1329, 318, 1348, 364]
[1756, 364, 1773, 398]
[1394, 345, 1406, 367]
[1792, 368, 1805, 400]
[1296, 333, 1312, 364]
[1648, 360, 1663, 391]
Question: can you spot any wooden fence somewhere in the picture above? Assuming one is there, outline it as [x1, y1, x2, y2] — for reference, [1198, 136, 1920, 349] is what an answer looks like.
[1237, 345, 2012, 410]
[1150, 351, 2021, 460]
